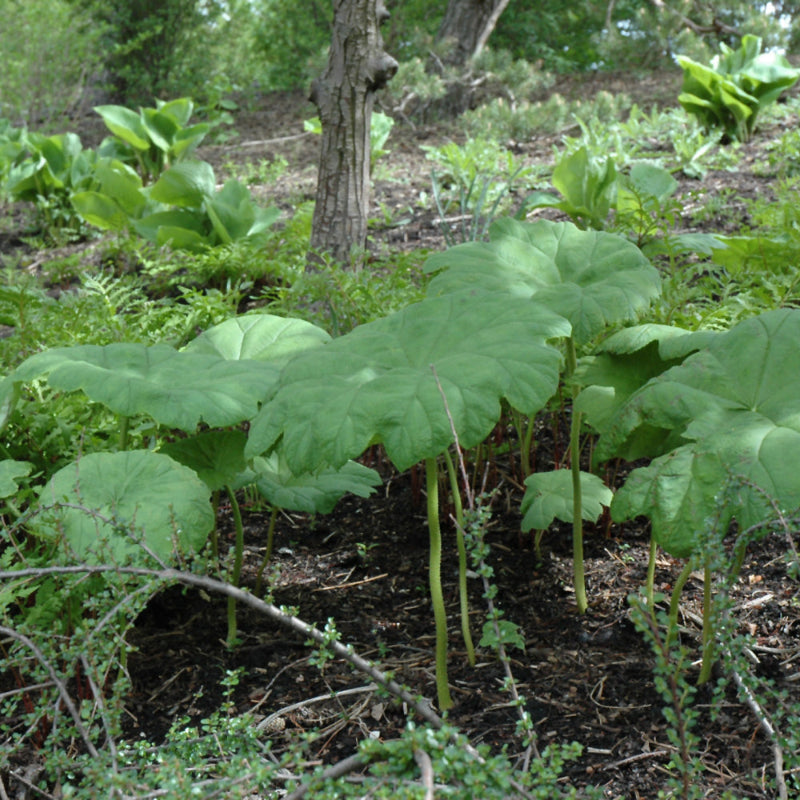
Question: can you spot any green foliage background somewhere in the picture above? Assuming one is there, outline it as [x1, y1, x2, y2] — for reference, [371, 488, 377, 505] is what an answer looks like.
[2, 0, 798, 123]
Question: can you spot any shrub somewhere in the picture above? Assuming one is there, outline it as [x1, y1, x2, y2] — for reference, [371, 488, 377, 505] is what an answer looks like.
[0, 0, 106, 127]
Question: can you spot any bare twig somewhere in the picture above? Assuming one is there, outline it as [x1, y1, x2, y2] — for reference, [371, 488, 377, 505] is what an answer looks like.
[206, 132, 315, 149]
[727, 660, 788, 800]
[79, 654, 118, 774]
[282, 753, 366, 800]
[414, 748, 436, 800]
[0, 565, 444, 731]
[256, 684, 376, 732]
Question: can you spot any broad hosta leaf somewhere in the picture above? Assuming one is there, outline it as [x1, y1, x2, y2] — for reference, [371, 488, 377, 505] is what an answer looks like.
[33, 451, 213, 563]
[141, 107, 178, 153]
[0, 460, 31, 498]
[157, 97, 194, 127]
[171, 123, 210, 159]
[155, 225, 210, 251]
[521, 470, 613, 531]
[184, 315, 330, 364]
[425, 218, 659, 344]
[70, 191, 130, 231]
[7, 343, 278, 431]
[160, 430, 248, 491]
[608, 309, 800, 557]
[71, 159, 145, 229]
[247, 292, 569, 472]
[206, 179, 254, 242]
[94, 105, 150, 150]
[148, 161, 215, 207]
[133, 209, 208, 244]
[251, 453, 380, 514]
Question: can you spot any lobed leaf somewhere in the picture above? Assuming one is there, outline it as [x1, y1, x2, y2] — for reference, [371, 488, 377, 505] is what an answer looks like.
[607, 310, 800, 556]
[251, 453, 380, 514]
[160, 430, 248, 491]
[7, 343, 278, 431]
[426, 218, 659, 345]
[183, 315, 331, 364]
[0, 460, 31, 498]
[246, 292, 569, 472]
[521, 470, 613, 531]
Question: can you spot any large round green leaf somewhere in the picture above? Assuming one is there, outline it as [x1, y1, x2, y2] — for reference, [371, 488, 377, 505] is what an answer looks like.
[33, 451, 213, 564]
[9, 343, 278, 431]
[184, 315, 330, 364]
[425, 218, 660, 345]
[608, 309, 800, 557]
[247, 292, 569, 472]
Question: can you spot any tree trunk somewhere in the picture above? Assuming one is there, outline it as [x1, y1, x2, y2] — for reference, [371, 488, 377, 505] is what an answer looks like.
[309, 0, 397, 267]
[436, 0, 512, 67]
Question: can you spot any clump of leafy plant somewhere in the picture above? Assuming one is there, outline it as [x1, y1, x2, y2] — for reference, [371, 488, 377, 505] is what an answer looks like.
[246, 290, 569, 708]
[521, 147, 617, 230]
[94, 97, 210, 184]
[3, 131, 98, 239]
[521, 148, 680, 237]
[426, 218, 660, 612]
[71, 159, 279, 251]
[585, 310, 800, 678]
[677, 35, 800, 143]
[423, 138, 538, 243]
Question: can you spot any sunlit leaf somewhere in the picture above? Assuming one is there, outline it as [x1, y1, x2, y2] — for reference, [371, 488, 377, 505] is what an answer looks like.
[247, 292, 569, 472]
[425, 218, 659, 344]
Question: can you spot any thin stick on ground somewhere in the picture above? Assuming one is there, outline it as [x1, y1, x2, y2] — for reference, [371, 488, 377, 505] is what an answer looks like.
[0, 564, 444, 730]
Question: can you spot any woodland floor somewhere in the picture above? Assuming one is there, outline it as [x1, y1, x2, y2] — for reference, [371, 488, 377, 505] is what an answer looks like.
[3, 69, 800, 799]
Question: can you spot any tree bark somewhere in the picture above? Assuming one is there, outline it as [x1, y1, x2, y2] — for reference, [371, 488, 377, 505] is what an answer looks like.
[309, 0, 397, 267]
[436, 0, 512, 67]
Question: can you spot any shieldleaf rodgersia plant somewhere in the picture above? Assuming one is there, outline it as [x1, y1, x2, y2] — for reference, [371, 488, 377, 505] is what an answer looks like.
[592, 309, 800, 678]
[599, 309, 800, 560]
[247, 291, 569, 709]
[677, 35, 800, 143]
[425, 217, 660, 612]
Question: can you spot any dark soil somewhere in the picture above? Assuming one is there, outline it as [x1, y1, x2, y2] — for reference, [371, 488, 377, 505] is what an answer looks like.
[124, 460, 800, 799]
[4, 69, 800, 798]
